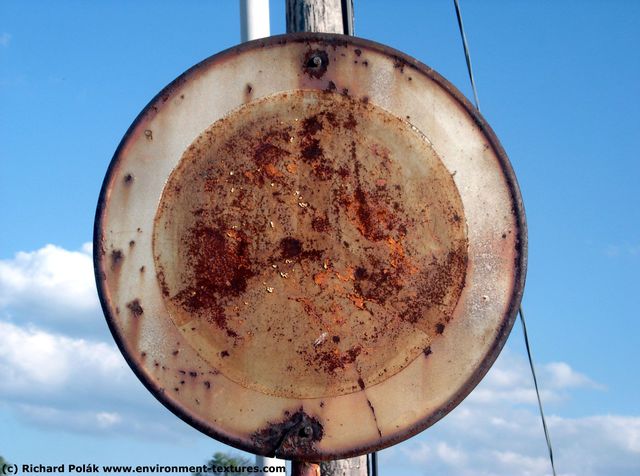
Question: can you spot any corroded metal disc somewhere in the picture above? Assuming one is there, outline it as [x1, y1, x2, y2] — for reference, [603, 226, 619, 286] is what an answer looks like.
[95, 33, 526, 460]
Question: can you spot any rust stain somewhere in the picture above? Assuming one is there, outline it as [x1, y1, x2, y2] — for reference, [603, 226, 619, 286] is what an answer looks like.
[245, 83, 253, 102]
[126, 299, 144, 318]
[285, 161, 298, 174]
[162, 221, 254, 336]
[110, 249, 123, 270]
[311, 214, 331, 232]
[399, 247, 467, 330]
[348, 294, 365, 309]
[366, 399, 382, 438]
[302, 345, 362, 375]
[252, 409, 323, 457]
[313, 271, 329, 287]
[152, 89, 468, 400]
[303, 50, 329, 79]
[292, 462, 321, 476]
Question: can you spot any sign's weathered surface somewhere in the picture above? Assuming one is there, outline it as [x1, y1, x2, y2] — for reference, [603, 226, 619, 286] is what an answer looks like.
[94, 33, 526, 461]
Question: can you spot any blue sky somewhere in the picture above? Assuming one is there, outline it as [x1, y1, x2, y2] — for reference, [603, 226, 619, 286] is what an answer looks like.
[1, 1, 639, 475]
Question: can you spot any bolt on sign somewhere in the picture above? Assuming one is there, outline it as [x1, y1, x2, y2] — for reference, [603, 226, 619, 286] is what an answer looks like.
[94, 33, 526, 461]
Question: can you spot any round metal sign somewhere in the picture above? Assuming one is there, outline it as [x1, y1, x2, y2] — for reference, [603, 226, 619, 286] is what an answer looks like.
[94, 33, 526, 460]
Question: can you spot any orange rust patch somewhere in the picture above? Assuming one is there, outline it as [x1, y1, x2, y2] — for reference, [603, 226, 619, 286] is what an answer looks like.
[286, 162, 298, 174]
[264, 163, 283, 178]
[313, 272, 330, 286]
[334, 266, 355, 282]
[348, 294, 365, 309]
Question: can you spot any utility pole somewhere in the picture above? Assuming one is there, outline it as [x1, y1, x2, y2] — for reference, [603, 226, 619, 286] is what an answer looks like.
[286, 0, 353, 35]
[240, 0, 271, 43]
[286, 0, 364, 472]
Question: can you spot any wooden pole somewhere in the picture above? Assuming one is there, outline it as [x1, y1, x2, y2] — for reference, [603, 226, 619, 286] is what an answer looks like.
[286, 0, 353, 35]
[320, 458, 368, 476]
[286, 2, 365, 475]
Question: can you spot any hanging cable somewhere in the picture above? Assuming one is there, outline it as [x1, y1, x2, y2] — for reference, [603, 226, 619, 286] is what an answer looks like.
[452, 0, 481, 110]
[451, 2, 557, 475]
[519, 306, 557, 476]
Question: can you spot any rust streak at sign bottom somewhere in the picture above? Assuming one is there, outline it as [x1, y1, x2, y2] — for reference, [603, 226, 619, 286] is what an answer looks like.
[252, 409, 324, 457]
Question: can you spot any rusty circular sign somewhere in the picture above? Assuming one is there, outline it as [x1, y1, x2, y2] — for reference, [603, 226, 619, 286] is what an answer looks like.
[94, 33, 526, 460]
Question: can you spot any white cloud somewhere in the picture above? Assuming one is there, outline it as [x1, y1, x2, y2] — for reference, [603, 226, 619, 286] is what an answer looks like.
[392, 409, 640, 476]
[383, 351, 640, 476]
[0, 320, 125, 397]
[96, 411, 123, 428]
[469, 352, 601, 406]
[436, 442, 467, 466]
[0, 243, 201, 442]
[605, 243, 640, 257]
[0, 32, 10, 47]
[398, 441, 467, 468]
[0, 243, 104, 336]
[492, 450, 550, 476]
[15, 405, 122, 432]
[401, 441, 431, 464]
[0, 242, 638, 472]
[544, 362, 600, 390]
[0, 320, 192, 441]
[13, 403, 189, 441]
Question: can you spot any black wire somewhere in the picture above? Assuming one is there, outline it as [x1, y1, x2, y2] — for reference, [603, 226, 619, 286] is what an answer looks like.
[519, 306, 557, 476]
[452, 2, 557, 474]
[452, 0, 481, 110]
[371, 452, 378, 476]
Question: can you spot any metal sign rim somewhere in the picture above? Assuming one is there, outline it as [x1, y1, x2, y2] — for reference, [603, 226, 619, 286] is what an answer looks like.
[94, 32, 527, 460]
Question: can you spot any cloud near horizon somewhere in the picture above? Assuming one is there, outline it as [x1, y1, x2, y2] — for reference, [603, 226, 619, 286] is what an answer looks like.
[0, 243, 638, 474]
[0, 243, 203, 442]
[0, 243, 106, 337]
[0, 319, 196, 443]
